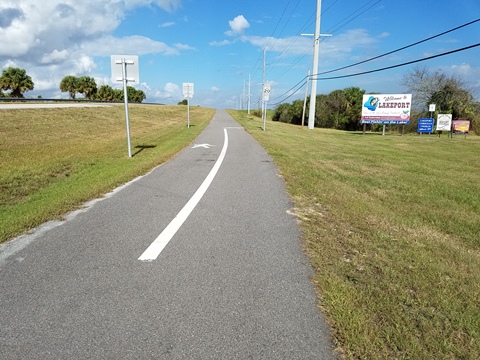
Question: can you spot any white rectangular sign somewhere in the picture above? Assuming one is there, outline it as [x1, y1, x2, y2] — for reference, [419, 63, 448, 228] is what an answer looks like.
[361, 94, 412, 124]
[111, 55, 139, 84]
[263, 85, 271, 101]
[436, 114, 452, 131]
[183, 82, 194, 98]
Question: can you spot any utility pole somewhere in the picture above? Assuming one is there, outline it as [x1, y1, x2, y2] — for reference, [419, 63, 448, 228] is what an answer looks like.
[243, 80, 246, 110]
[248, 74, 251, 115]
[308, 0, 322, 130]
[262, 48, 266, 122]
[302, 69, 310, 127]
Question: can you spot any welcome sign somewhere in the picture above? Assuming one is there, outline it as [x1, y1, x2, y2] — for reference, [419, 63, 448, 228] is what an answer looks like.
[453, 120, 470, 133]
[361, 94, 412, 124]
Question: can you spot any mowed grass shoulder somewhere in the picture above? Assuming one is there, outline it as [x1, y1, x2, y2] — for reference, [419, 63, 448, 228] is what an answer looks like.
[0, 105, 215, 243]
[229, 110, 480, 359]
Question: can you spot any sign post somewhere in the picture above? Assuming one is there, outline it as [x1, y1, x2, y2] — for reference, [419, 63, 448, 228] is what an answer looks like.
[262, 84, 271, 131]
[111, 55, 139, 158]
[182, 83, 194, 128]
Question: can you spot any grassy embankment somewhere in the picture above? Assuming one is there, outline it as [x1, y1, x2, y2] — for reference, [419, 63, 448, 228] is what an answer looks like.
[229, 109, 480, 359]
[0, 105, 214, 243]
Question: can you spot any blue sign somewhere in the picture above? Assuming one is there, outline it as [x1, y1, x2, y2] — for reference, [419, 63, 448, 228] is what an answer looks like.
[361, 120, 410, 125]
[418, 118, 434, 133]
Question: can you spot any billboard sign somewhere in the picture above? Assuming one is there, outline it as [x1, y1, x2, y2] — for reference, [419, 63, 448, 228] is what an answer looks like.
[418, 118, 434, 133]
[361, 94, 412, 124]
[436, 114, 452, 131]
[453, 120, 470, 133]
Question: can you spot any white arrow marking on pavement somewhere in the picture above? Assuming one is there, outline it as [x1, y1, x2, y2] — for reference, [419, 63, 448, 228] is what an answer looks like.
[192, 143, 214, 149]
[138, 130, 228, 261]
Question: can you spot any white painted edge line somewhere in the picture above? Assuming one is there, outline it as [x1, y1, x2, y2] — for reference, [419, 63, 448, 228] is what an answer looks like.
[138, 128, 229, 261]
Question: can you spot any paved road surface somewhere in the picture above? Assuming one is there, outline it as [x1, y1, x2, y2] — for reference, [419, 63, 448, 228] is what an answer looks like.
[0, 109, 335, 359]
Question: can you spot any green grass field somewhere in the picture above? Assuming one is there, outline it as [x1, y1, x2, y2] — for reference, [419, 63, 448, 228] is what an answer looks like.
[2, 105, 480, 359]
[228, 110, 480, 359]
[0, 104, 214, 242]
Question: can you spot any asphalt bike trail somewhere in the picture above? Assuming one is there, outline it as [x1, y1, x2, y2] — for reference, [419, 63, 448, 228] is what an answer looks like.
[0, 109, 335, 359]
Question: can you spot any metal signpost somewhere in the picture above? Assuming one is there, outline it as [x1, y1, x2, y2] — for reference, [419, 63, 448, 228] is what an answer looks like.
[262, 84, 271, 131]
[111, 55, 139, 158]
[183, 83, 194, 128]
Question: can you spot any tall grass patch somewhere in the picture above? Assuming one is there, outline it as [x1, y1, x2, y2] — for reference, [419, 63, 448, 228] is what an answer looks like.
[229, 110, 480, 359]
[0, 105, 214, 242]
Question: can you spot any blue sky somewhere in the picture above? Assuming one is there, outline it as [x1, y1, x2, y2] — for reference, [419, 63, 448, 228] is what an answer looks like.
[0, 0, 479, 108]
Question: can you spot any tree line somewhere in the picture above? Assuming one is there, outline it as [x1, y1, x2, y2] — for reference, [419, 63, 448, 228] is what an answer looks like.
[0, 67, 146, 103]
[272, 66, 480, 134]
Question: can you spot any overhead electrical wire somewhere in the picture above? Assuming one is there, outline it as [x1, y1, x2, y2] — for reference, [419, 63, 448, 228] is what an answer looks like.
[251, 0, 368, 95]
[267, 0, 383, 85]
[267, 0, 340, 80]
[325, 0, 381, 34]
[312, 42, 480, 81]
[269, 75, 308, 103]
[269, 17, 480, 105]
[315, 17, 480, 77]
[270, 78, 308, 106]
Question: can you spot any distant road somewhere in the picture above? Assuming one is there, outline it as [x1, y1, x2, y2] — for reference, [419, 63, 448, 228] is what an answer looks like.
[0, 109, 336, 359]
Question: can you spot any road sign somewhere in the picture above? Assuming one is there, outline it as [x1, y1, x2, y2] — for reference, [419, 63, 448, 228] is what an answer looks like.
[183, 83, 194, 98]
[110, 55, 140, 158]
[418, 118, 434, 133]
[111, 55, 139, 84]
[263, 85, 271, 101]
[436, 114, 452, 131]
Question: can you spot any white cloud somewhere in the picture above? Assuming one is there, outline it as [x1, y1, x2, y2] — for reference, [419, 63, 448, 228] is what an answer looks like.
[209, 39, 235, 47]
[125, 0, 181, 12]
[175, 43, 195, 51]
[153, 82, 181, 100]
[141, 82, 152, 91]
[41, 49, 69, 64]
[0, 0, 183, 98]
[74, 55, 96, 73]
[82, 35, 179, 56]
[161, 21, 175, 27]
[226, 15, 249, 36]
[211, 86, 220, 93]
[2, 59, 17, 69]
[241, 29, 378, 64]
[243, 35, 311, 55]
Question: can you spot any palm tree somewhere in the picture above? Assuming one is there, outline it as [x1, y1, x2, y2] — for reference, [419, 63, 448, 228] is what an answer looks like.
[0, 67, 34, 98]
[59, 75, 78, 99]
[97, 85, 115, 101]
[77, 76, 97, 99]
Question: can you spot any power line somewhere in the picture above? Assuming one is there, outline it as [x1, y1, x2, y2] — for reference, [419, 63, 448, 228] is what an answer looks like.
[312, 42, 480, 80]
[315, 17, 480, 77]
[267, 0, 382, 87]
[325, 0, 381, 34]
[270, 79, 308, 106]
[267, 0, 343, 80]
[269, 75, 308, 103]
